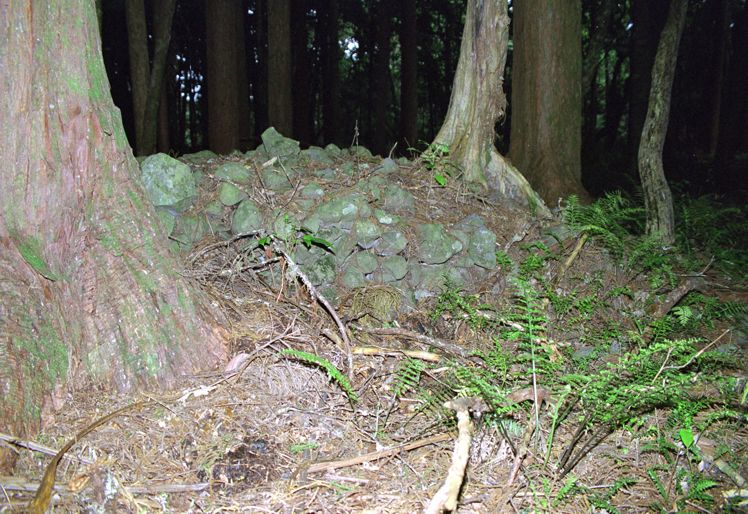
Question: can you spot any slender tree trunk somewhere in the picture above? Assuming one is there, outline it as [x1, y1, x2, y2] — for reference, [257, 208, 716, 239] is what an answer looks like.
[706, 0, 729, 159]
[371, 0, 394, 156]
[206, 0, 242, 153]
[628, 0, 668, 172]
[125, 0, 176, 156]
[433, 0, 546, 212]
[0, 0, 226, 471]
[268, 0, 293, 136]
[321, 0, 341, 145]
[638, 0, 687, 244]
[252, 0, 269, 139]
[141, 0, 177, 155]
[157, 74, 170, 153]
[399, 0, 418, 150]
[236, 1, 253, 151]
[125, 0, 149, 153]
[509, 0, 587, 204]
[292, 0, 313, 146]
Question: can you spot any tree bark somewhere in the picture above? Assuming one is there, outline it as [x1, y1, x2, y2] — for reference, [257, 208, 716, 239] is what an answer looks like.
[292, 0, 313, 146]
[206, 0, 241, 153]
[125, 0, 149, 153]
[628, 0, 668, 172]
[371, 0, 394, 156]
[321, 0, 341, 145]
[638, 0, 687, 244]
[236, 0, 253, 151]
[399, 0, 418, 150]
[433, 0, 547, 213]
[268, 0, 293, 136]
[509, 0, 587, 205]
[125, 0, 177, 156]
[0, 0, 226, 471]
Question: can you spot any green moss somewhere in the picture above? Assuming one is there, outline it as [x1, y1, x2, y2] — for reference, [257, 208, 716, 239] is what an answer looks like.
[14, 233, 61, 281]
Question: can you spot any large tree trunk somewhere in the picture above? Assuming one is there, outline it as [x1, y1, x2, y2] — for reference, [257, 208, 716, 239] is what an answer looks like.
[433, 0, 546, 212]
[399, 0, 418, 150]
[267, 0, 293, 136]
[638, 0, 687, 244]
[206, 0, 241, 153]
[0, 0, 226, 471]
[509, 0, 587, 205]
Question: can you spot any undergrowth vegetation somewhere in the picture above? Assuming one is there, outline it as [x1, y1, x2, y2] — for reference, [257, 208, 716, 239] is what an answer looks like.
[393, 191, 747, 512]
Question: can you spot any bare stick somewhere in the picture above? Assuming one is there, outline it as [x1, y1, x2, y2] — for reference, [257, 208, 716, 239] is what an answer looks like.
[306, 433, 452, 474]
[425, 397, 487, 513]
[272, 239, 354, 379]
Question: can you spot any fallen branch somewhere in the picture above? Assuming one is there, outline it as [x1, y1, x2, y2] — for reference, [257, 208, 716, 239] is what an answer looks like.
[306, 433, 452, 474]
[351, 325, 473, 360]
[273, 240, 354, 379]
[425, 397, 487, 513]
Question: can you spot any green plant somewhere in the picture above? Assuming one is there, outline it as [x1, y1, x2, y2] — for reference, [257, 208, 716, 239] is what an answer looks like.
[393, 358, 426, 397]
[280, 349, 358, 403]
[289, 441, 319, 454]
[413, 141, 460, 186]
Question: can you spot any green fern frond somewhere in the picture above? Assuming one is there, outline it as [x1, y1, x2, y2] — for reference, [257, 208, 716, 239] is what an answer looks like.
[393, 358, 426, 397]
[280, 349, 358, 403]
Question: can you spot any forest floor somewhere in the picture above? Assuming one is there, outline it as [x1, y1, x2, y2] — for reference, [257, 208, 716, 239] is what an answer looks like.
[4, 155, 748, 513]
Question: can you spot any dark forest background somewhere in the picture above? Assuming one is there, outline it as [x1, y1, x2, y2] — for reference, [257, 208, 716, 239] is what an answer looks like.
[100, 0, 748, 199]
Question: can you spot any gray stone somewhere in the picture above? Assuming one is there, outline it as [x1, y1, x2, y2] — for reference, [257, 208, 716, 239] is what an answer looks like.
[416, 224, 463, 264]
[339, 162, 356, 176]
[314, 167, 337, 179]
[315, 194, 369, 226]
[204, 200, 225, 217]
[377, 230, 407, 256]
[272, 212, 300, 241]
[231, 199, 264, 234]
[409, 263, 467, 300]
[374, 209, 399, 225]
[363, 175, 388, 201]
[324, 143, 343, 157]
[174, 214, 208, 244]
[342, 269, 366, 288]
[219, 183, 247, 206]
[140, 153, 197, 212]
[350, 145, 373, 158]
[353, 219, 382, 249]
[350, 251, 378, 275]
[261, 126, 300, 157]
[301, 182, 325, 199]
[154, 207, 176, 237]
[377, 157, 398, 174]
[261, 167, 293, 192]
[301, 213, 322, 233]
[180, 150, 218, 163]
[302, 146, 333, 164]
[381, 255, 408, 282]
[305, 254, 336, 285]
[397, 156, 410, 165]
[383, 184, 415, 212]
[214, 162, 252, 184]
[468, 227, 497, 269]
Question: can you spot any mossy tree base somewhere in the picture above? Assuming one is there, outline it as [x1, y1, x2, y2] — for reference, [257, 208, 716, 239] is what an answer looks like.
[432, 0, 547, 214]
[0, 1, 227, 471]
